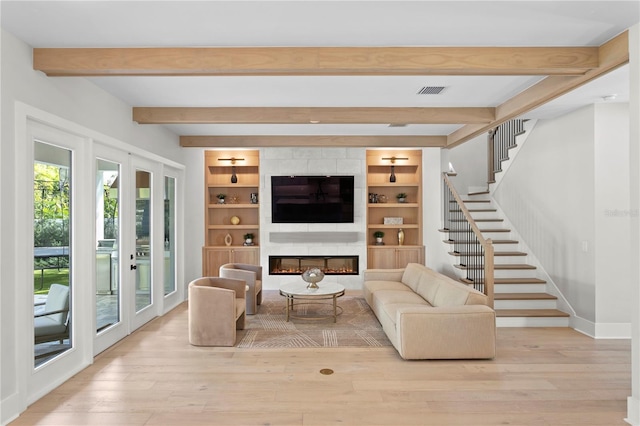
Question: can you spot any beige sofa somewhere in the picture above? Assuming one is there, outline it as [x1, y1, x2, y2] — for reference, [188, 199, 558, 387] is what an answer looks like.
[363, 263, 496, 360]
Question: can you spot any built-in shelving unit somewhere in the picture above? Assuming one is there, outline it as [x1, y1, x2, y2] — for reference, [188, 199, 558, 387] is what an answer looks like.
[202, 150, 260, 276]
[366, 149, 424, 268]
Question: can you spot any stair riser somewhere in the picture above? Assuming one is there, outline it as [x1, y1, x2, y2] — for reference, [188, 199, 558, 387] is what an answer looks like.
[469, 212, 499, 220]
[494, 299, 557, 310]
[494, 283, 547, 293]
[493, 269, 537, 279]
[496, 317, 570, 327]
[480, 231, 513, 240]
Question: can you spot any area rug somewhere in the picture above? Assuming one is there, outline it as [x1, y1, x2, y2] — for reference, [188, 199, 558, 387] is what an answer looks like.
[236, 290, 391, 349]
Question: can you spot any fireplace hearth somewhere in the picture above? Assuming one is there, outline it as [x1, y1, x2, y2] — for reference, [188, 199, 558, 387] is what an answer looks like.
[269, 255, 358, 275]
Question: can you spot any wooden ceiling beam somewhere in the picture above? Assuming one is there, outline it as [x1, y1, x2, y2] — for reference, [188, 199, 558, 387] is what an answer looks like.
[34, 46, 598, 77]
[446, 31, 629, 148]
[134, 107, 495, 125]
[180, 135, 447, 148]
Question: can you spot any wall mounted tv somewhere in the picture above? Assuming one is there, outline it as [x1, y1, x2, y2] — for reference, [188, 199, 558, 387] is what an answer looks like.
[271, 175, 355, 223]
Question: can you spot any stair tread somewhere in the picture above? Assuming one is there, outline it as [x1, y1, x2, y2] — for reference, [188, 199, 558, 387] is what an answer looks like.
[440, 228, 511, 233]
[450, 208, 497, 212]
[496, 309, 570, 318]
[443, 239, 519, 244]
[467, 190, 490, 196]
[455, 263, 536, 270]
[494, 293, 557, 300]
[449, 251, 527, 256]
[450, 218, 504, 222]
[494, 277, 547, 284]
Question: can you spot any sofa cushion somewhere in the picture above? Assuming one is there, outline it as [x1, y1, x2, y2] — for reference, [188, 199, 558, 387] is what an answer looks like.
[400, 263, 425, 292]
[415, 268, 443, 305]
[373, 290, 429, 322]
[432, 277, 488, 307]
[363, 280, 412, 305]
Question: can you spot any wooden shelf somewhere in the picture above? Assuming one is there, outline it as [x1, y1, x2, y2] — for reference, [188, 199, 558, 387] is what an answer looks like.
[208, 203, 259, 209]
[366, 149, 424, 268]
[368, 203, 419, 208]
[203, 150, 260, 276]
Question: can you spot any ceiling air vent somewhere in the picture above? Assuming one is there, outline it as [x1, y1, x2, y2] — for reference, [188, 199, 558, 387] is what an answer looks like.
[416, 86, 446, 95]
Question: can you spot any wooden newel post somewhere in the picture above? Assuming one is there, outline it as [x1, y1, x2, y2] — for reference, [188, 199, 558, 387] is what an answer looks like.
[483, 239, 495, 308]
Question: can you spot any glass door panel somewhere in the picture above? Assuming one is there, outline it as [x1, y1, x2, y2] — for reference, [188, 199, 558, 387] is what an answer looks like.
[33, 142, 72, 366]
[96, 160, 120, 333]
[135, 170, 152, 312]
[164, 176, 176, 296]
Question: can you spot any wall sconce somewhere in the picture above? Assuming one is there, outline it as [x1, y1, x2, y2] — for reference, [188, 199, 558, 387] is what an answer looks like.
[382, 156, 408, 183]
[218, 157, 244, 184]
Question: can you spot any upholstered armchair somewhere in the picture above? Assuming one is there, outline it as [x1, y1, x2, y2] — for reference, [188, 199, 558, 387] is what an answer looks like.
[34, 283, 70, 345]
[219, 263, 262, 315]
[188, 277, 246, 347]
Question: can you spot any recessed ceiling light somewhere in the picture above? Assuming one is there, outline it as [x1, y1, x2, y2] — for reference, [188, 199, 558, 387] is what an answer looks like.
[602, 94, 618, 101]
[309, 120, 320, 124]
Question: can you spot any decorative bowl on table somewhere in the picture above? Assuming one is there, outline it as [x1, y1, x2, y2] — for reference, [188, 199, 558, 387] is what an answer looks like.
[302, 267, 324, 289]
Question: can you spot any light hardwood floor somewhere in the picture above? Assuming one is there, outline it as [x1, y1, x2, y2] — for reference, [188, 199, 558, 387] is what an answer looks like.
[13, 297, 631, 426]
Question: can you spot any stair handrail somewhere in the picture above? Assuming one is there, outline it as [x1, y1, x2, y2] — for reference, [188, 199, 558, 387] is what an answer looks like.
[442, 172, 494, 307]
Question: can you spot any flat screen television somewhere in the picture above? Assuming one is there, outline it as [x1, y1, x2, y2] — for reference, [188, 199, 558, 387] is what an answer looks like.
[271, 175, 354, 223]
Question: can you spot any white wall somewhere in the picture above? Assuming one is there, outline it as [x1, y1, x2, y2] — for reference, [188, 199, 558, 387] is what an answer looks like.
[447, 133, 488, 195]
[492, 103, 633, 329]
[594, 102, 632, 333]
[1, 29, 183, 424]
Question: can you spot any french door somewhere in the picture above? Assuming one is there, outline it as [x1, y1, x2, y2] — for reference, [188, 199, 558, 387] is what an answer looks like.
[93, 147, 163, 353]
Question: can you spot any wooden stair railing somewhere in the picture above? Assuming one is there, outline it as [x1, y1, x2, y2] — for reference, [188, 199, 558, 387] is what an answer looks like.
[442, 173, 494, 307]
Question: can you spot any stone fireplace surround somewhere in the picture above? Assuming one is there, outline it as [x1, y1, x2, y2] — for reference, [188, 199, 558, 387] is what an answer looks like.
[260, 147, 366, 291]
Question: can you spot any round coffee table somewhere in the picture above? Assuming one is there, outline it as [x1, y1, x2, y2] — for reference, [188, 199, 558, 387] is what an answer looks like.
[279, 281, 345, 322]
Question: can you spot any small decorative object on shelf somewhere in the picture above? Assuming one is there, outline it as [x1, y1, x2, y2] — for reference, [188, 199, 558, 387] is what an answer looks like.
[230, 216, 240, 225]
[243, 233, 255, 246]
[383, 217, 403, 225]
[250, 192, 258, 204]
[377, 194, 387, 203]
[224, 233, 232, 246]
[229, 194, 239, 204]
[302, 267, 325, 289]
[398, 228, 405, 246]
[216, 193, 226, 204]
[374, 231, 385, 245]
[396, 193, 408, 203]
[231, 165, 238, 183]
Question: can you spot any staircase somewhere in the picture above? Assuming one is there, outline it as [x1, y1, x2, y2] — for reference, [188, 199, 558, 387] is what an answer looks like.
[442, 119, 570, 327]
[444, 193, 570, 327]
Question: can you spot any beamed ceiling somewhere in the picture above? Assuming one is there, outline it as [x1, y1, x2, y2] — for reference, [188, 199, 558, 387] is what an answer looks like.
[2, 1, 638, 148]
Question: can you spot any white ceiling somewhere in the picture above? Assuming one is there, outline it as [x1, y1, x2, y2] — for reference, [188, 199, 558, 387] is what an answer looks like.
[1, 1, 638, 140]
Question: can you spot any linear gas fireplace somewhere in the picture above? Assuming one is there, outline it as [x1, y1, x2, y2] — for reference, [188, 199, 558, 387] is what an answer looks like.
[269, 255, 359, 276]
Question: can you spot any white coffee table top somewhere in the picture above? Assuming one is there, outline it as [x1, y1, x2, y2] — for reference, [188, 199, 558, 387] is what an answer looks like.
[280, 281, 345, 297]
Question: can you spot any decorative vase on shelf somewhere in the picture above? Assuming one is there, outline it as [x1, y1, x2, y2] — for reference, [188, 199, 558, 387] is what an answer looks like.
[302, 267, 324, 290]
[397, 228, 405, 246]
